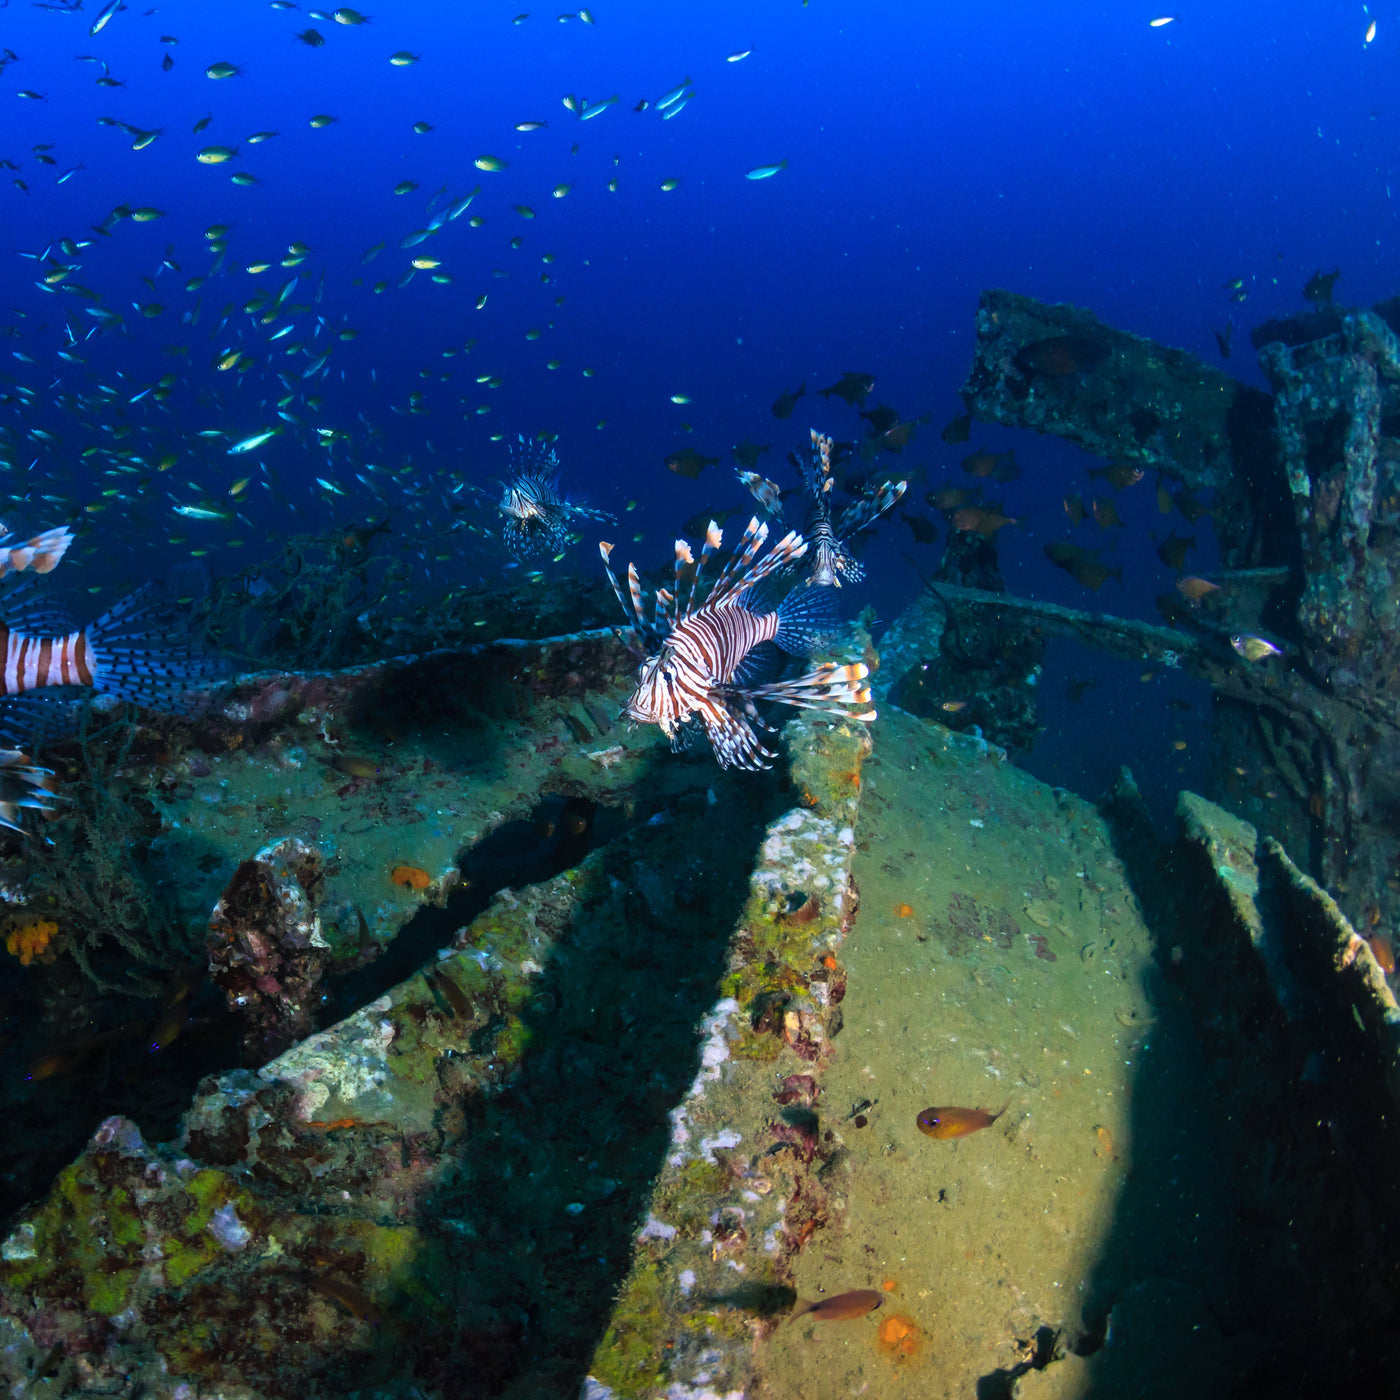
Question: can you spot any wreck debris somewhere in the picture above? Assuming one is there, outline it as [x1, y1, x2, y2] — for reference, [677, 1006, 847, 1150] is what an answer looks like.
[206, 836, 329, 1064]
[959, 288, 1281, 561]
[951, 289, 1400, 929]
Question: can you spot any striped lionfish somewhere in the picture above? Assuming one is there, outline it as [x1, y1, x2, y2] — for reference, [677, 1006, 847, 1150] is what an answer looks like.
[497, 436, 614, 560]
[0, 522, 225, 829]
[600, 516, 876, 771]
[783, 430, 907, 587]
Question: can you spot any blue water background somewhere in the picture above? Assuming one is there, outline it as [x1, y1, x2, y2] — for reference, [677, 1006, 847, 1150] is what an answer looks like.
[0, 0, 1385, 801]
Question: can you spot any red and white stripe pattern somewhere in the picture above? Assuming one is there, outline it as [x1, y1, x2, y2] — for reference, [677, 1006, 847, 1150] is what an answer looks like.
[0, 624, 94, 696]
[601, 516, 876, 770]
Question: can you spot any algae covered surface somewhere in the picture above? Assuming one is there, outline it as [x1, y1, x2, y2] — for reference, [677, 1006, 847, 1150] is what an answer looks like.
[0, 634, 1376, 1399]
[753, 708, 1160, 1397]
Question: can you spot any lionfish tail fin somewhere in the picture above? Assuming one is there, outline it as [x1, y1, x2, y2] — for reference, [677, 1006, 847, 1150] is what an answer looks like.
[743, 661, 876, 721]
[0, 526, 74, 581]
[85, 584, 228, 717]
[839, 479, 908, 539]
[0, 749, 61, 832]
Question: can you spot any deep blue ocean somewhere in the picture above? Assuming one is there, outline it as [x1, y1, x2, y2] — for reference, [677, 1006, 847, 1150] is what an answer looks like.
[0, 0, 1386, 806]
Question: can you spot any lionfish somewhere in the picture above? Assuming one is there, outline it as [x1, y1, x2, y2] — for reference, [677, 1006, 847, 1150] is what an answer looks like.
[600, 516, 875, 771]
[0, 522, 225, 828]
[790, 430, 907, 587]
[497, 436, 613, 560]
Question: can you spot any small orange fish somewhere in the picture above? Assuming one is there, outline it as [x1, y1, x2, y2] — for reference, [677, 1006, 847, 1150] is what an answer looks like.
[916, 1100, 1009, 1139]
[1369, 931, 1396, 976]
[1177, 575, 1220, 601]
[791, 1288, 884, 1322]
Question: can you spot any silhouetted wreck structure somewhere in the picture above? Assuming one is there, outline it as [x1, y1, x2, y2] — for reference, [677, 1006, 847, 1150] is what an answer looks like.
[932, 288, 1400, 922]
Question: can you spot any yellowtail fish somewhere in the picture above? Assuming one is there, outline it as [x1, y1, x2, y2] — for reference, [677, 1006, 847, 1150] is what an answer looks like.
[745, 161, 788, 180]
[0, 750, 59, 832]
[173, 503, 233, 520]
[228, 428, 279, 454]
[656, 77, 690, 108]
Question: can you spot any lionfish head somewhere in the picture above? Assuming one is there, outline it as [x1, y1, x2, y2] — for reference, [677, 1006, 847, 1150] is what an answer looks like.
[500, 483, 544, 523]
[809, 538, 843, 588]
[625, 650, 686, 737]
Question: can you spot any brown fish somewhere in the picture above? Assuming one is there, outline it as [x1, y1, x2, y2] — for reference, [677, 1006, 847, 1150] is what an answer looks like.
[916, 1100, 1009, 1139]
[306, 1273, 387, 1326]
[880, 416, 925, 452]
[771, 382, 805, 419]
[1045, 540, 1121, 592]
[902, 511, 939, 545]
[926, 484, 978, 511]
[951, 506, 1016, 536]
[731, 439, 771, 469]
[940, 408, 974, 442]
[1176, 575, 1220, 601]
[941, 410, 971, 444]
[1155, 591, 1192, 625]
[859, 402, 900, 435]
[682, 506, 738, 535]
[1090, 497, 1122, 529]
[1015, 335, 1110, 378]
[665, 449, 720, 478]
[1174, 492, 1211, 523]
[1214, 320, 1233, 359]
[1303, 268, 1339, 304]
[818, 372, 875, 406]
[331, 754, 379, 779]
[961, 448, 1017, 481]
[1156, 531, 1194, 570]
[1063, 492, 1085, 526]
[425, 966, 473, 1020]
[1088, 463, 1144, 490]
[791, 1288, 884, 1322]
[1156, 481, 1173, 514]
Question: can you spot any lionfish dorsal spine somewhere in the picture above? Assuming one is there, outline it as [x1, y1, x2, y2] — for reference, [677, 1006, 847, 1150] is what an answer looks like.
[598, 542, 637, 627]
[626, 562, 646, 632]
[654, 586, 675, 634]
[673, 539, 697, 619]
[703, 516, 764, 606]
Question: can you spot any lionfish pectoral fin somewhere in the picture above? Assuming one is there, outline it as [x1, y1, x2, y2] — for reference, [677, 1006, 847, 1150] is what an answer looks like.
[838, 480, 908, 539]
[701, 701, 776, 771]
[742, 661, 876, 721]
